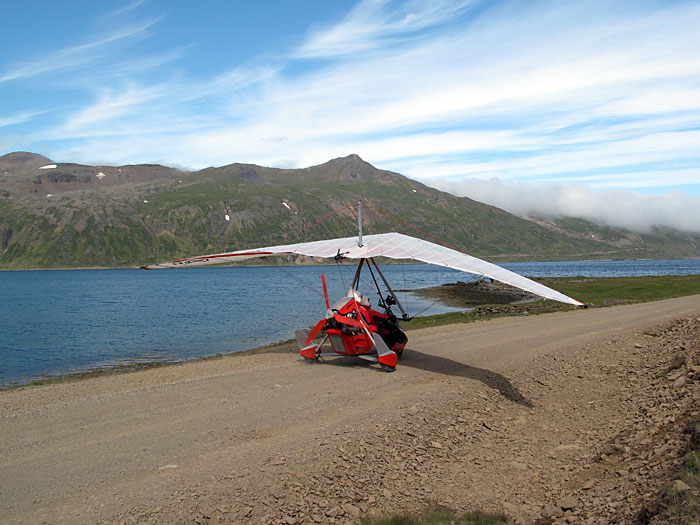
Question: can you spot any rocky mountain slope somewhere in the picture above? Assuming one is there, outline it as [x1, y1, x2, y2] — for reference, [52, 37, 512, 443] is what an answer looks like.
[1, 152, 698, 268]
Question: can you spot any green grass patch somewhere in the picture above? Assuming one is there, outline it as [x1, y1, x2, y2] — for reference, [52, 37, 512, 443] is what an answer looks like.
[405, 274, 700, 330]
[405, 302, 563, 331]
[652, 447, 700, 523]
[537, 274, 700, 306]
[685, 450, 700, 475]
[360, 507, 507, 525]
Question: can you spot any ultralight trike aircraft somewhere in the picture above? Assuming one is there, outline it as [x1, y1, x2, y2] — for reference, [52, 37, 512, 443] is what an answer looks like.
[142, 201, 584, 371]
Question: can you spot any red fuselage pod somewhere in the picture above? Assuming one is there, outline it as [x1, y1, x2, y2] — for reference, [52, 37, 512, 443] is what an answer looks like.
[325, 299, 407, 356]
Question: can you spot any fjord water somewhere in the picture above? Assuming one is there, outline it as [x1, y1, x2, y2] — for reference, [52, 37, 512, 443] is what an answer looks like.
[2, 259, 699, 388]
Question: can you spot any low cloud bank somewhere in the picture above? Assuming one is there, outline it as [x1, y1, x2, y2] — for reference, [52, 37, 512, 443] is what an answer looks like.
[432, 179, 700, 234]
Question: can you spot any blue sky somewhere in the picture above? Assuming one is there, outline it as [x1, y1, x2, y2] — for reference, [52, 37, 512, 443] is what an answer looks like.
[2, 0, 700, 232]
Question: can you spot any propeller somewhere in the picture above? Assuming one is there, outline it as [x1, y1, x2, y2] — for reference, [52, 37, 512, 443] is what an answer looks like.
[303, 318, 327, 347]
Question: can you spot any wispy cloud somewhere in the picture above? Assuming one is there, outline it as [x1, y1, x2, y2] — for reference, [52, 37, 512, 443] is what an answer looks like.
[0, 17, 161, 84]
[296, 0, 474, 57]
[57, 83, 173, 137]
[100, 0, 147, 22]
[0, 110, 43, 129]
[4, 0, 700, 233]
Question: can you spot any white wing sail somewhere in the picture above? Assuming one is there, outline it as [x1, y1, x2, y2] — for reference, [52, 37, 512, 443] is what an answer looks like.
[142, 232, 583, 306]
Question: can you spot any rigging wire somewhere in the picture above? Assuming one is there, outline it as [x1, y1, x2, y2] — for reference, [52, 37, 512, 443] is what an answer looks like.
[410, 295, 455, 319]
[377, 258, 411, 317]
[279, 201, 356, 244]
[361, 199, 461, 252]
[365, 261, 386, 309]
[334, 258, 375, 295]
[401, 257, 409, 316]
[335, 260, 346, 292]
[261, 201, 357, 300]
[261, 258, 324, 299]
[257, 199, 455, 318]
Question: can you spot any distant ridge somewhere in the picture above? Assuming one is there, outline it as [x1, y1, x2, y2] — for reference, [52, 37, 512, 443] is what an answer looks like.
[0, 152, 698, 268]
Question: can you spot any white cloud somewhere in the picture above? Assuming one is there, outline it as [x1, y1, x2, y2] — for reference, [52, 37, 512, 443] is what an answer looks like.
[100, 0, 147, 22]
[0, 111, 42, 129]
[296, 0, 474, 58]
[433, 178, 700, 234]
[58, 83, 174, 136]
[394, 128, 700, 186]
[5, 0, 700, 208]
[0, 18, 161, 84]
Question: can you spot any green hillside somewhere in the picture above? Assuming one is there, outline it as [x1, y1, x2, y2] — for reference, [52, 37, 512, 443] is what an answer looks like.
[0, 152, 698, 269]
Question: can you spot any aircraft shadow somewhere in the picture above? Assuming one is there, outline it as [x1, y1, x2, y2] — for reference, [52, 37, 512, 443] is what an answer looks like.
[316, 349, 533, 408]
[399, 348, 534, 408]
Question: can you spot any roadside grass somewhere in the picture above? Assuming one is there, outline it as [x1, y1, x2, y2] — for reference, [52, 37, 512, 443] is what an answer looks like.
[405, 274, 700, 331]
[360, 507, 508, 525]
[649, 420, 700, 524]
[537, 274, 700, 306]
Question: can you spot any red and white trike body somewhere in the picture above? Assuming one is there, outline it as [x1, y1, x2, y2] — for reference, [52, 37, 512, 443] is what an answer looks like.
[296, 257, 409, 372]
[296, 286, 408, 371]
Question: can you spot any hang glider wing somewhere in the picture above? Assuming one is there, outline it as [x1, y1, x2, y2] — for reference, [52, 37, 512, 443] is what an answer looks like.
[141, 232, 584, 306]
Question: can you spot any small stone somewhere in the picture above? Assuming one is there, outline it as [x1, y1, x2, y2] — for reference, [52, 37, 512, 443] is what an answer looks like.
[673, 376, 687, 390]
[342, 503, 361, 517]
[326, 506, 344, 517]
[542, 504, 564, 518]
[582, 479, 596, 490]
[558, 496, 577, 510]
[668, 354, 686, 370]
[670, 479, 691, 494]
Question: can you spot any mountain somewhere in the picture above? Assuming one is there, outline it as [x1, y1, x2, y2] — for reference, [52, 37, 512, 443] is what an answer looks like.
[0, 152, 698, 268]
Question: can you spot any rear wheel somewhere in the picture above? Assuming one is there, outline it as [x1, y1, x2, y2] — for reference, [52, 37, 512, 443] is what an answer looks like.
[380, 363, 396, 373]
[303, 356, 319, 363]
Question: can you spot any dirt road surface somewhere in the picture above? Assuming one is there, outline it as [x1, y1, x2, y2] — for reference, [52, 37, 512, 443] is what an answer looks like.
[2, 295, 699, 524]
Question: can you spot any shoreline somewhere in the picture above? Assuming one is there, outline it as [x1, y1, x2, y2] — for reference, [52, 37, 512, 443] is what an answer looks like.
[2, 255, 700, 272]
[0, 280, 539, 391]
[1, 338, 299, 392]
[2, 295, 698, 524]
[6, 274, 700, 391]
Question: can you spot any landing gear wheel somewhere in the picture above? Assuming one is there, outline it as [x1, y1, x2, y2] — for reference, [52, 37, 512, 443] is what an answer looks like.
[380, 363, 396, 373]
[303, 356, 319, 363]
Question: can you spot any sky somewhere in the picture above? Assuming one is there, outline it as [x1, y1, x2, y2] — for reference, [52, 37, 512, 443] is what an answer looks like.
[2, 0, 700, 233]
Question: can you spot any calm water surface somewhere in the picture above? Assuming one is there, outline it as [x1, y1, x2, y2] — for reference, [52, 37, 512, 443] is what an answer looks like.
[1, 259, 699, 387]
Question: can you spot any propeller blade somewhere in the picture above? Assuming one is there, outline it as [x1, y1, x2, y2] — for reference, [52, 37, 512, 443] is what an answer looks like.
[304, 318, 327, 347]
[321, 274, 330, 310]
[333, 314, 364, 329]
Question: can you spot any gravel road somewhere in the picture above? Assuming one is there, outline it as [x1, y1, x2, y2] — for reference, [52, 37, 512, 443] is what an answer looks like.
[1, 294, 699, 524]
